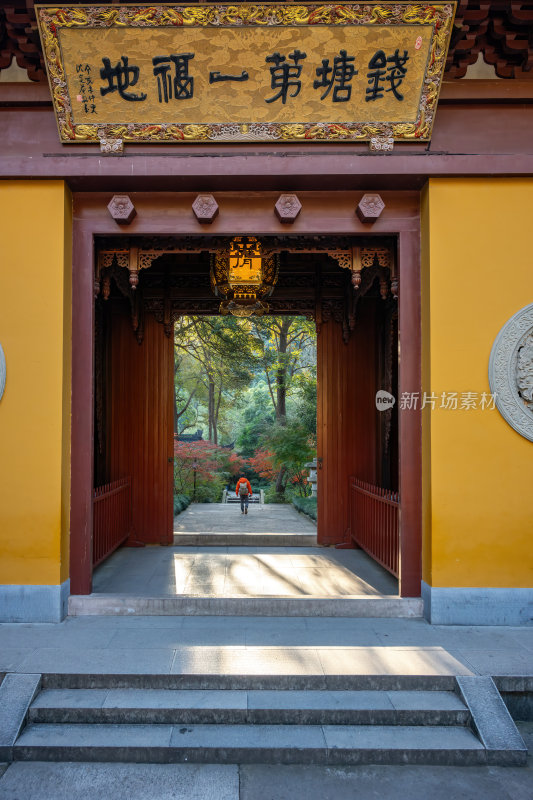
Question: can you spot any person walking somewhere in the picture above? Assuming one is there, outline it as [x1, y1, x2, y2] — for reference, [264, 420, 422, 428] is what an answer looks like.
[236, 475, 252, 514]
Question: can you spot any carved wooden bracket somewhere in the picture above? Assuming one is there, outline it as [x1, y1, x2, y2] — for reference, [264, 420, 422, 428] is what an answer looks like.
[328, 245, 397, 301]
[327, 250, 353, 271]
[97, 247, 159, 294]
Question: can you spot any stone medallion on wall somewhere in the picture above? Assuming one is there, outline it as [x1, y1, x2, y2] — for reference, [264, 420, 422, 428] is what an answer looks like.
[489, 303, 533, 442]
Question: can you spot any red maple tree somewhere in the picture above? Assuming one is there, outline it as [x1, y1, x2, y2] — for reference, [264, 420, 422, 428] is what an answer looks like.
[247, 448, 277, 481]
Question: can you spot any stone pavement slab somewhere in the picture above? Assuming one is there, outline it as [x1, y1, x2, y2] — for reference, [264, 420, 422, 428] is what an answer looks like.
[321, 723, 483, 755]
[91, 544, 397, 598]
[16, 721, 174, 749]
[317, 646, 474, 676]
[0, 763, 238, 800]
[170, 646, 325, 676]
[0, 648, 37, 672]
[167, 722, 327, 753]
[16, 647, 175, 675]
[1, 616, 532, 679]
[174, 503, 317, 535]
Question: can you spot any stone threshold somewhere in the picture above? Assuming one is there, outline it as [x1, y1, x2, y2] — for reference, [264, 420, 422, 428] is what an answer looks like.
[68, 595, 423, 618]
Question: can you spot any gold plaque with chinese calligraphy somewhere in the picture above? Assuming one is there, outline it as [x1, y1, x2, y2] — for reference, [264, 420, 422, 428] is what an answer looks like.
[36, 3, 456, 145]
[228, 238, 263, 287]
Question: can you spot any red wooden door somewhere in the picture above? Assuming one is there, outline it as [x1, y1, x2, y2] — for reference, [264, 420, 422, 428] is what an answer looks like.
[108, 307, 174, 545]
[316, 301, 379, 545]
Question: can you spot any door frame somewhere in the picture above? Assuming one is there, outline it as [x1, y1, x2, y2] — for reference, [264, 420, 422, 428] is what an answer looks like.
[70, 191, 421, 596]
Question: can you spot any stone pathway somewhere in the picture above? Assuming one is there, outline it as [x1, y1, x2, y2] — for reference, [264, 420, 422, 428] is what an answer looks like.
[173, 503, 318, 535]
[1, 615, 532, 678]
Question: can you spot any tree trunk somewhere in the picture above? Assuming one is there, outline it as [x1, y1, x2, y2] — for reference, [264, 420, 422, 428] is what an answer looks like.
[276, 318, 290, 424]
[213, 385, 222, 446]
[173, 361, 179, 436]
[208, 380, 215, 442]
[275, 466, 287, 494]
[274, 319, 292, 494]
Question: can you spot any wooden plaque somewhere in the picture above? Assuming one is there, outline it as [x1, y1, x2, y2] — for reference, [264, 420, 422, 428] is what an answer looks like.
[36, 3, 456, 144]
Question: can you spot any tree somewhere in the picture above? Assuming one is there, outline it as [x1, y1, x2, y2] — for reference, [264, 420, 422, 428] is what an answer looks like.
[174, 316, 261, 444]
[174, 438, 247, 501]
[247, 448, 277, 482]
[251, 316, 316, 491]
[234, 382, 275, 457]
[252, 316, 316, 423]
[249, 421, 315, 497]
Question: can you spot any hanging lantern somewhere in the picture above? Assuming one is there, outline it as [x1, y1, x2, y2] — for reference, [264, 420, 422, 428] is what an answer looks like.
[210, 236, 279, 317]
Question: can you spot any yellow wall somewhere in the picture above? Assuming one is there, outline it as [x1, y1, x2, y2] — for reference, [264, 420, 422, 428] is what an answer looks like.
[422, 178, 533, 588]
[0, 181, 72, 586]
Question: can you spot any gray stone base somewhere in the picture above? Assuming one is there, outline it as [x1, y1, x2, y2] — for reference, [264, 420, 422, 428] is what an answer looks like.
[0, 581, 70, 623]
[68, 594, 423, 618]
[422, 582, 533, 626]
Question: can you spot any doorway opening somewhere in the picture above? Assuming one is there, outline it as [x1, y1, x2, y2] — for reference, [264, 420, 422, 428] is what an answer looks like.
[89, 235, 402, 601]
[172, 313, 317, 510]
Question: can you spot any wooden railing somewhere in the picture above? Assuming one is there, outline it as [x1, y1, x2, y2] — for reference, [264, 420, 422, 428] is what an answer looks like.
[93, 478, 132, 568]
[349, 477, 399, 577]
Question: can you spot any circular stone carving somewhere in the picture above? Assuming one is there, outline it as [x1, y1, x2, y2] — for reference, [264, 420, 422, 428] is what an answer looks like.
[489, 303, 533, 442]
[0, 343, 5, 402]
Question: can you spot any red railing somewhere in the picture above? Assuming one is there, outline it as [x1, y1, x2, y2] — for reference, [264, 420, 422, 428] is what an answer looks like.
[92, 478, 132, 568]
[349, 477, 399, 577]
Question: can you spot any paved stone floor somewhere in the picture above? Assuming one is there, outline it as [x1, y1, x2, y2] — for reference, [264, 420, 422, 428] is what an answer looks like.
[92, 546, 398, 598]
[92, 503, 397, 598]
[1, 615, 532, 677]
[174, 503, 318, 535]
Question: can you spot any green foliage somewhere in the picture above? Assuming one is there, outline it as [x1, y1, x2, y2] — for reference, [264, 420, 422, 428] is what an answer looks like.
[292, 496, 317, 521]
[174, 316, 264, 443]
[250, 316, 316, 423]
[234, 383, 275, 456]
[291, 373, 317, 437]
[194, 476, 226, 503]
[264, 486, 291, 504]
[173, 494, 191, 515]
[261, 420, 316, 496]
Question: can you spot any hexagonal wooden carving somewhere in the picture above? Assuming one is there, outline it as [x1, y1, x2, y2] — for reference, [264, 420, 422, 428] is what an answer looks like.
[192, 194, 219, 224]
[275, 194, 302, 223]
[107, 194, 136, 225]
[356, 193, 385, 223]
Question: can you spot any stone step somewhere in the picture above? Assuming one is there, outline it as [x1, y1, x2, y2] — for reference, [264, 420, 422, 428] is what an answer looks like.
[172, 533, 317, 546]
[8, 675, 527, 768]
[39, 674, 458, 691]
[226, 497, 260, 503]
[29, 688, 471, 727]
[68, 595, 422, 617]
[14, 722, 488, 766]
